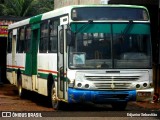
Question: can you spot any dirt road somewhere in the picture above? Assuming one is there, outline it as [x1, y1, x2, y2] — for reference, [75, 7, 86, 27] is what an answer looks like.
[0, 84, 53, 111]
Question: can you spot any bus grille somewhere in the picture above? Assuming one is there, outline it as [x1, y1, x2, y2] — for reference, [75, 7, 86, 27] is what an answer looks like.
[85, 75, 140, 90]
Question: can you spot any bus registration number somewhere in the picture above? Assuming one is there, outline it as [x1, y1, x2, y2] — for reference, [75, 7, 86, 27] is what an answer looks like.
[137, 92, 151, 97]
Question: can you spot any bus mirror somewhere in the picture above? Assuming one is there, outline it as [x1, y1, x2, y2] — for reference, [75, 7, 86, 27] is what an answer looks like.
[66, 29, 71, 45]
[66, 29, 75, 46]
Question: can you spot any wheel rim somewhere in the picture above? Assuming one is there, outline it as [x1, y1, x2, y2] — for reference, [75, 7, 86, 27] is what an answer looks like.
[18, 85, 22, 96]
[18, 76, 22, 97]
[52, 87, 58, 109]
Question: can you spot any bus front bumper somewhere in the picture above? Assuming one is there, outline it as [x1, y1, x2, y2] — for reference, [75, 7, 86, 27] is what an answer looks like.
[136, 88, 154, 102]
[68, 88, 136, 103]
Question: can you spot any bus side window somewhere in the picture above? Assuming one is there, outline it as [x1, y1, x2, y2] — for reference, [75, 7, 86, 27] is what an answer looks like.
[48, 20, 59, 53]
[7, 30, 12, 53]
[17, 28, 25, 53]
[40, 22, 48, 53]
[25, 26, 31, 52]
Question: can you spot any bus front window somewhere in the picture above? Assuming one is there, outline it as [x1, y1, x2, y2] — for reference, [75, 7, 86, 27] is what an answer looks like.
[112, 23, 152, 68]
[69, 32, 112, 68]
[68, 23, 152, 69]
[113, 34, 151, 68]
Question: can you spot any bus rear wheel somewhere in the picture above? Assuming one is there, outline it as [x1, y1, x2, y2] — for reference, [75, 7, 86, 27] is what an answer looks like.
[17, 74, 25, 98]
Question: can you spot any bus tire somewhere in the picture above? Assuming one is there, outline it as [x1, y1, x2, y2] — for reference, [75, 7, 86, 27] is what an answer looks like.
[17, 74, 25, 98]
[111, 102, 127, 111]
[51, 83, 61, 110]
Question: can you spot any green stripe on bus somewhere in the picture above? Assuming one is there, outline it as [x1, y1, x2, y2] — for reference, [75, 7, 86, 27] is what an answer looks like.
[6, 68, 14, 72]
[6, 68, 25, 73]
[112, 24, 150, 34]
[38, 73, 57, 79]
[38, 72, 68, 82]
[30, 14, 42, 24]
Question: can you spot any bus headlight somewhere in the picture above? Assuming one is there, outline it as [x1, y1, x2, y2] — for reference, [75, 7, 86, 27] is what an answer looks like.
[134, 82, 149, 89]
[136, 84, 141, 89]
[77, 83, 82, 88]
[150, 82, 153, 87]
[76, 82, 90, 89]
[85, 84, 89, 88]
[143, 83, 147, 88]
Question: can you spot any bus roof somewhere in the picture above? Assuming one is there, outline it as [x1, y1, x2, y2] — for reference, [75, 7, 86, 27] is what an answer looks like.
[8, 4, 148, 30]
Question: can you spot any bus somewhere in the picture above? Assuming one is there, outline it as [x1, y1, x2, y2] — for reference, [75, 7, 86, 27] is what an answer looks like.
[7, 4, 154, 110]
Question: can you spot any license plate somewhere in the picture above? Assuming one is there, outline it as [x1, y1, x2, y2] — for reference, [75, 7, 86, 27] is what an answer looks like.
[137, 92, 151, 97]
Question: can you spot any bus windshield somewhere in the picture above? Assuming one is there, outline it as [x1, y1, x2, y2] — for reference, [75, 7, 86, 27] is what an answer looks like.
[69, 23, 152, 69]
[71, 7, 149, 21]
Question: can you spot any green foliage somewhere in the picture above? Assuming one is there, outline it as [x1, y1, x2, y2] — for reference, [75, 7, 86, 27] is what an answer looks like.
[0, 0, 54, 17]
[33, 0, 54, 14]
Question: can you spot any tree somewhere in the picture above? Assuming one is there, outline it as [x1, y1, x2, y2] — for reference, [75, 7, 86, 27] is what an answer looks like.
[0, 0, 54, 17]
[33, 0, 54, 14]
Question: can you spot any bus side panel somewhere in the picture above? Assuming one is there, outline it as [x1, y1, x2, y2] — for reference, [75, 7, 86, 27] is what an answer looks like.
[37, 53, 57, 96]
[22, 74, 32, 90]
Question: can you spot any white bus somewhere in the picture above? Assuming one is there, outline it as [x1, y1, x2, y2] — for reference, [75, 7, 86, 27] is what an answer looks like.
[7, 5, 154, 110]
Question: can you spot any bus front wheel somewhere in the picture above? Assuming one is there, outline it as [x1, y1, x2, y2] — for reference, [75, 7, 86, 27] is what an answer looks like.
[51, 83, 62, 110]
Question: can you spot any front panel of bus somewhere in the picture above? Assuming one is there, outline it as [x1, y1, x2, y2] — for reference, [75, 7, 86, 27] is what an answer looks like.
[66, 6, 153, 104]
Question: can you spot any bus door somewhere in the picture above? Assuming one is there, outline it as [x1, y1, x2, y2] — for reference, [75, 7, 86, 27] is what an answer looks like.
[57, 25, 68, 100]
[25, 23, 40, 90]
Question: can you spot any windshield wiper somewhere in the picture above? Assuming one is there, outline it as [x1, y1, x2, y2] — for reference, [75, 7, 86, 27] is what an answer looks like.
[75, 20, 93, 34]
[121, 20, 133, 37]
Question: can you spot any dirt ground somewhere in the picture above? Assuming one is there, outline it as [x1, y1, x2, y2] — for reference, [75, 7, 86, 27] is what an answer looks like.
[1, 83, 160, 112]
[0, 84, 53, 111]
